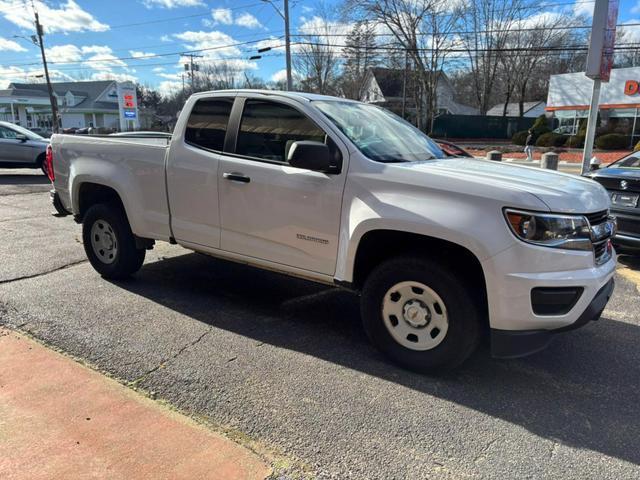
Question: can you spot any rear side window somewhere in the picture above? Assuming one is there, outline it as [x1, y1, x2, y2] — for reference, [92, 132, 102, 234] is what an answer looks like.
[185, 98, 233, 152]
[0, 126, 18, 139]
[236, 100, 326, 163]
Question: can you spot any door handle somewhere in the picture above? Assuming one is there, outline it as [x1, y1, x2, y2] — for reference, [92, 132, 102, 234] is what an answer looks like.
[223, 172, 250, 183]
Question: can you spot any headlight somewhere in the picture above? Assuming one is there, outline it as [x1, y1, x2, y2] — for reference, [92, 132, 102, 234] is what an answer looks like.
[504, 209, 592, 251]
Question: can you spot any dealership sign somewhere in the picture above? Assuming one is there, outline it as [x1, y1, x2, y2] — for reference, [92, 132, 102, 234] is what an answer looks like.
[625, 80, 639, 96]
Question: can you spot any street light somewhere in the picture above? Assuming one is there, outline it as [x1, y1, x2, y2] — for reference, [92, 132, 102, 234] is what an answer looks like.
[260, 0, 292, 91]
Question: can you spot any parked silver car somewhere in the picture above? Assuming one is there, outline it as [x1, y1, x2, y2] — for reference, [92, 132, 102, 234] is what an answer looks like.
[0, 121, 49, 172]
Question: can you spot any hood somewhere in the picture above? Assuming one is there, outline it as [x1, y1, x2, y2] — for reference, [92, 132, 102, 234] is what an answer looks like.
[392, 158, 611, 213]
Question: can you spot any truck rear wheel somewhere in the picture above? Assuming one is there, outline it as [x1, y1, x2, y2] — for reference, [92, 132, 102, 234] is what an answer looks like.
[361, 256, 481, 372]
[82, 203, 145, 279]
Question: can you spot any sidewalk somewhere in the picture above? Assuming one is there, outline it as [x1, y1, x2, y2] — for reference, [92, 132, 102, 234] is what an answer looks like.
[0, 328, 270, 480]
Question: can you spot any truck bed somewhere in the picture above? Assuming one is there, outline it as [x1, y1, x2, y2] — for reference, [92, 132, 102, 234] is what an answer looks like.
[51, 134, 172, 241]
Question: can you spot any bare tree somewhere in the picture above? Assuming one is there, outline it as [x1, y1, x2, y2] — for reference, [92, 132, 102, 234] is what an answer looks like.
[294, 5, 342, 94]
[459, 0, 524, 114]
[348, 0, 463, 130]
[497, 13, 579, 116]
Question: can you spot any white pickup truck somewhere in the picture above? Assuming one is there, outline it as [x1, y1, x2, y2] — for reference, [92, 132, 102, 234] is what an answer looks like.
[49, 90, 617, 372]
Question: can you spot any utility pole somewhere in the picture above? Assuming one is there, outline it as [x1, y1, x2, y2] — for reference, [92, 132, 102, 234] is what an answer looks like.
[261, 0, 292, 91]
[33, 7, 59, 133]
[184, 54, 202, 91]
[283, 0, 292, 91]
[401, 49, 408, 119]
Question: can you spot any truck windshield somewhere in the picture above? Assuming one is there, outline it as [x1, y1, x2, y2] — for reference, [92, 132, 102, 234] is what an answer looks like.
[314, 100, 445, 163]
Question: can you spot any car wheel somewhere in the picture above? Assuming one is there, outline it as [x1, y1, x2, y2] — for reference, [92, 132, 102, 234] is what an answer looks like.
[36, 153, 46, 175]
[82, 203, 145, 279]
[361, 256, 481, 373]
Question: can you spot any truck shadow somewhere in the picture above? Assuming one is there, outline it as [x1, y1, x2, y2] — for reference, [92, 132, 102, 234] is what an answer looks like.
[0, 173, 49, 185]
[117, 252, 640, 466]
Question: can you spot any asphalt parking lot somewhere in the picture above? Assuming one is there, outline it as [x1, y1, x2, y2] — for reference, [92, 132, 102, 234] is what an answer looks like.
[1, 169, 640, 479]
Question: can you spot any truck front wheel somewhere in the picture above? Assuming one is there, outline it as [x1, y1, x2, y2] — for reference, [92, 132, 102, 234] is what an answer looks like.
[361, 257, 481, 372]
[82, 203, 145, 279]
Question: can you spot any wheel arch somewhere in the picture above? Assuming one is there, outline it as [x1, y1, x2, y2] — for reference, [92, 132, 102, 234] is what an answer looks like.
[75, 182, 128, 224]
[349, 229, 489, 326]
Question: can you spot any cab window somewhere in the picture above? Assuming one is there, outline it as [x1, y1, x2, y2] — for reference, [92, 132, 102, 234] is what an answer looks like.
[185, 98, 234, 152]
[236, 100, 328, 163]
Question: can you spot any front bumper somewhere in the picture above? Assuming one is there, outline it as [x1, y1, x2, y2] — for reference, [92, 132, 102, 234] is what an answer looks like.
[490, 278, 614, 358]
[481, 240, 617, 358]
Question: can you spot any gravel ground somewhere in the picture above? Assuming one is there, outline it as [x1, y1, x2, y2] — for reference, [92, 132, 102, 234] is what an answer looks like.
[1, 169, 639, 479]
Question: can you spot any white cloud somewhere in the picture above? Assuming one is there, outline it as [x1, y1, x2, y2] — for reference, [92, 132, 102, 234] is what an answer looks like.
[0, 64, 74, 88]
[212, 8, 233, 25]
[152, 66, 166, 73]
[143, 0, 204, 8]
[633, 2, 640, 14]
[46, 44, 82, 63]
[0, 0, 108, 33]
[270, 69, 288, 83]
[301, 6, 314, 13]
[235, 12, 262, 29]
[206, 9, 262, 29]
[81, 45, 113, 55]
[0, 36, 27, 52]
[129, 50, 156, 60]
[574, 1, 594, 17]
[174, 30, 241, 57]
[90, 71, 137, 82]
[619, 19, 640, 43]
[158, 79, 183, 96]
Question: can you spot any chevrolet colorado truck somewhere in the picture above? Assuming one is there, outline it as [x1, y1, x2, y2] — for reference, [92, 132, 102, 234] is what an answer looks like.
[48, 90, 616, 372]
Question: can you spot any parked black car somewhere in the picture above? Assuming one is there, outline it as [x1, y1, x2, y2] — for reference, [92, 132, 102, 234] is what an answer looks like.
[586, 153, 640, 252]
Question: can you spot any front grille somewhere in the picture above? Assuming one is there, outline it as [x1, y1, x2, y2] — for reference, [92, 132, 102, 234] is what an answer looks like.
[584, 209, 613, 264]
[585, 210, 608, 226]
[617, 216, 640, 235]
[593, 240, 609, 260]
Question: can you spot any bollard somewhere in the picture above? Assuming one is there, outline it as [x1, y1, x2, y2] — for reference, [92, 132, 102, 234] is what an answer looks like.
[486, 150, 502, 161]
[541, 152, 559, 170]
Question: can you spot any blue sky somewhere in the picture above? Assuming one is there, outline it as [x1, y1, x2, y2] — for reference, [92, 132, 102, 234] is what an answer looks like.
[0, 0, 639, 95]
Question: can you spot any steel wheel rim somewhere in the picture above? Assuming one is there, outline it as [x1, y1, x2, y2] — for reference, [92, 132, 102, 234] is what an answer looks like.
[381, 281, 449, 351]
[90, 219, 118, 264]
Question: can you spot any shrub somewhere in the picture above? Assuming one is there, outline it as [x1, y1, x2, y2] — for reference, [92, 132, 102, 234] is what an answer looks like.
[531, 115, 551, 136]
[512, 130, 529, 146]
[536, 132, 567, 147]
[595, 133, 629, 150]
[565, 134, 585, 148]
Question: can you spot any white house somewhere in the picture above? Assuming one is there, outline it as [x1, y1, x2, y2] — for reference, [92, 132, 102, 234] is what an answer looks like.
[0, 80, 139, 131]
[360, 68, 478, 123]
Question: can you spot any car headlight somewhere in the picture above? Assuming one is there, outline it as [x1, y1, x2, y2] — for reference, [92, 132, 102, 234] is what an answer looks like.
[504, 209, 592, 251]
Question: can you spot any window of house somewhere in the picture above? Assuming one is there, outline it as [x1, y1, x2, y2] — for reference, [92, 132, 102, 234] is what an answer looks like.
[236, 100, 327, 163]
[185, 97, 234, 152]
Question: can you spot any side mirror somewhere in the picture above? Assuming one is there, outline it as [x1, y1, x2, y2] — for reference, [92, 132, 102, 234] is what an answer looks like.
[15, 133, 28, 142]
[287, 141, 331, 172]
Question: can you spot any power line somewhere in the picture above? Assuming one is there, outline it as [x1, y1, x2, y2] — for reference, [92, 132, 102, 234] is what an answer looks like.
[3, 36, 285, 68]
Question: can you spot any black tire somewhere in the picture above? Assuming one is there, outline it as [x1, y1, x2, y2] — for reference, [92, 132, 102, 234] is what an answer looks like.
[361, 256, 481, 373]
[82, 203, 145, 279]
[36, 153, 46, 175]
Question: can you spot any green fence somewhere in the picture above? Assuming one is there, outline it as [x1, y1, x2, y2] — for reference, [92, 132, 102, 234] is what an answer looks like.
[431, 114, 535, 139]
